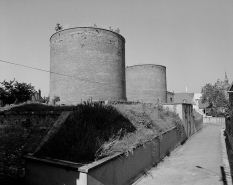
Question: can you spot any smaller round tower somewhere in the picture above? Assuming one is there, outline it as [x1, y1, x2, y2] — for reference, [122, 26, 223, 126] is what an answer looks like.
[126, 64, 167, 103]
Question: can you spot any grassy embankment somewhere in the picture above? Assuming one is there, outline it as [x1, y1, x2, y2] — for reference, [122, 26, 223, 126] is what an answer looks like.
[34, 102, 185, 162]
[0, 102, 185, 178]
[0, 103, 69, 177]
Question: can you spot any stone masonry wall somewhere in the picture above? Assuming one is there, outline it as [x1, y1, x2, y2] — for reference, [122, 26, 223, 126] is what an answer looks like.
[50, 27, 126, 104]
[126, 64, 167, 103]
[0, 112, 61, 128]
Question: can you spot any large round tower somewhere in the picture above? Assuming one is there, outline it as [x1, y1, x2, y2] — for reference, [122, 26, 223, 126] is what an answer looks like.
[50, 27, 126, 104]
[126, 64, 167, 103]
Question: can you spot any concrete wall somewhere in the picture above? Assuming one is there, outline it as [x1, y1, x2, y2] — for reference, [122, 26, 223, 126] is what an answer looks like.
[50, 27, 126, 104]
[126, 64, 167, 103]
[225, 112, 233, 149]
[87, 128, 179, 185]
[194, 116, 203, 132]
[25, 127, 180, 185]
[25, 158, 87, 185]
[182, 104, 195, 138]
[229, 92, 233, 109]
[203, 117, 225, 123]
[163, 103, 203, 139]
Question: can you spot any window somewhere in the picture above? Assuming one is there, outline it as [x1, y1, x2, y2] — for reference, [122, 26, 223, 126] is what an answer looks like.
[170, 97, 172, 102]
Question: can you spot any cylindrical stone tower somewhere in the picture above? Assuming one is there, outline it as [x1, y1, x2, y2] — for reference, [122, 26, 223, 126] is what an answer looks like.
[50, 27, 126, 104]
[126, 64, 167, 103]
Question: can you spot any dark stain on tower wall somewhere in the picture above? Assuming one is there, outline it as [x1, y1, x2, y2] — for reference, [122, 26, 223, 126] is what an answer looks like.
[126, 64, 167, 103]
[50, 27, 126, 104]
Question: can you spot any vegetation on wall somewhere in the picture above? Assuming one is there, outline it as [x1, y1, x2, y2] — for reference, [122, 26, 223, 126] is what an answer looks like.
[97, 104, 185, 159]
[54, 23, 120, 34]
[51, 96, 60, 105]
[55, 23, 63, 32]
[35, 102, 135, 162]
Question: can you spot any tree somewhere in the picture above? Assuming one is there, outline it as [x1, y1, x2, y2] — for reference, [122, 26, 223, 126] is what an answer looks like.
[0, 79, 15, 105]
[201, 83, 229, 116]
[0, 79, 35, 106]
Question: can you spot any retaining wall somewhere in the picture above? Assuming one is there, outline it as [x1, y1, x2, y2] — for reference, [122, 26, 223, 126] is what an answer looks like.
[0, 111, 61, 127]
[225, 115, 233, 149]
[24, 104, 204, 185]
[25, 127, 180, 185]
[163, 103, 203, 139]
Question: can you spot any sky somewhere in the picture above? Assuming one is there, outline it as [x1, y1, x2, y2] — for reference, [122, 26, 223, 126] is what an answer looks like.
[1, 0, 233, 97]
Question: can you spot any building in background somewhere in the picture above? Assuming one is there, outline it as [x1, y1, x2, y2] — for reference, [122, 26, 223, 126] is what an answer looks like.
[167, 91, 174, 103]
[174, 92, 208, 116]
[174, 92, 195, 104]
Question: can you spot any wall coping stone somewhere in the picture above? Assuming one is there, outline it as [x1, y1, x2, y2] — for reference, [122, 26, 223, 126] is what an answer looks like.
[0, 111, 63, 115]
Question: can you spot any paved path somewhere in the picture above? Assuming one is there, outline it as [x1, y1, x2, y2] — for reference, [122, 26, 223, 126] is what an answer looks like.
[133, 123, 226, 185]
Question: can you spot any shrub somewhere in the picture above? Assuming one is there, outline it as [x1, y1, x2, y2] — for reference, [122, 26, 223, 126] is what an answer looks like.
[51, 96, 60, 105]
[97, 104, 184, 159]
[35, 102, 136, 162]
[34, 102, 184, 162]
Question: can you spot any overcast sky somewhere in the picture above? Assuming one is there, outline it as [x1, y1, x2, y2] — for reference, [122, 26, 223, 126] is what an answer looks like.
[1, 0, 233, 97]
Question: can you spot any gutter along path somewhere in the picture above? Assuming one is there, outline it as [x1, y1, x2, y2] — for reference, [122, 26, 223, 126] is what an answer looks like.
[133, 122, 230, 185]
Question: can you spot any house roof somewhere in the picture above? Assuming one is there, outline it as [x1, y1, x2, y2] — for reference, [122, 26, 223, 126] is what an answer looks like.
[167, 91, 174, 95]
[174, 93, 195, 104]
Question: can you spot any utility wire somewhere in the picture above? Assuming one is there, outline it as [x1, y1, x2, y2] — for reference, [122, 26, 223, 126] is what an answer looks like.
[0, 59, 121, 87]
[0, 59, 127, 89]
[0, 59, 163, 97]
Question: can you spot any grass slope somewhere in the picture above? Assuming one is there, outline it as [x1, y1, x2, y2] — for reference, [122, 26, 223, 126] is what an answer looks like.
[0, 102, 185, 179]
[35, 102, 184, 162]
[97, 103, 184, 158]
